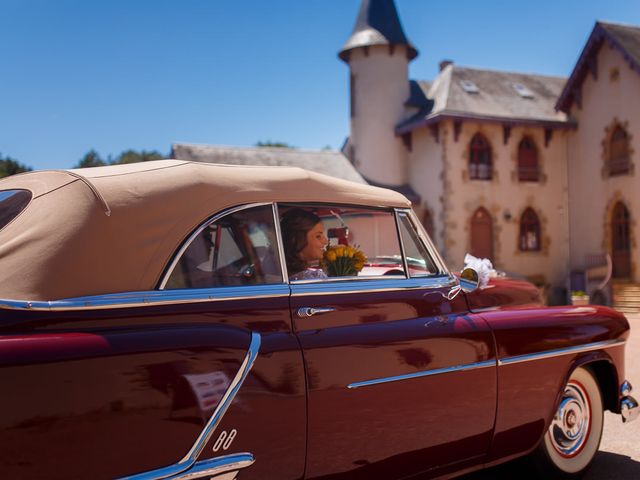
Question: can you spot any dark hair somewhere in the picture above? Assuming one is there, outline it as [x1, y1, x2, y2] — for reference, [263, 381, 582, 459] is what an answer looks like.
[280, 208, 322, 275]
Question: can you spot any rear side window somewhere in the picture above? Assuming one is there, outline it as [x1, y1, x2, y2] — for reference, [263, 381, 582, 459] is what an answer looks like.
[0, 189, 32, 231]
[164, 205, 283, 289]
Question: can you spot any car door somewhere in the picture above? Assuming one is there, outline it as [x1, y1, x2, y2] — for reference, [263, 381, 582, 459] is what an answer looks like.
[0, 203, 306, 480]
[283, 205, 497, 479]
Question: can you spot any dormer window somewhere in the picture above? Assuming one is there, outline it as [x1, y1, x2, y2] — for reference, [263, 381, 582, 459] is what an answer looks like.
[513, 83, 534, 99]
[460, 80, 479, 94]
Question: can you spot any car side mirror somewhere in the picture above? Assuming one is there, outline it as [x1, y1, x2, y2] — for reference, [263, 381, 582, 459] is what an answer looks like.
[459, 267, 479, 293]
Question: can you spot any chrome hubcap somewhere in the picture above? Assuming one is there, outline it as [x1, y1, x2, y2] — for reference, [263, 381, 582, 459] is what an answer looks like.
[549, 381, 591, 457]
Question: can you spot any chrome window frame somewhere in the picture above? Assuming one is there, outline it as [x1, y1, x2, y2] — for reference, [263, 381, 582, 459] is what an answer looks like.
[277, 202, 413, 285]
[0, 284, 291, 312]
[158, 202, 285, 290]
[395, 209, 443, 279]
[290, 276, 455, 297]
[401, 208, 453, 279]
[393, 209, 411, 278]
[0, 202, 459, 311]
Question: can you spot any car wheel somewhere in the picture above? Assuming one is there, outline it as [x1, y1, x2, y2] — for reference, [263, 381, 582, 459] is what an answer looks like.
[533, 366, 604, 478]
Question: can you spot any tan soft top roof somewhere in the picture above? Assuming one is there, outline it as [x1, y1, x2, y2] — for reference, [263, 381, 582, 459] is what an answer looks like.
[0, 160, 410, 300]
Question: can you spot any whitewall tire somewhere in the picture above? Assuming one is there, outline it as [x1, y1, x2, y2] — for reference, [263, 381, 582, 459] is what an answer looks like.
[534, 366, 604, 478]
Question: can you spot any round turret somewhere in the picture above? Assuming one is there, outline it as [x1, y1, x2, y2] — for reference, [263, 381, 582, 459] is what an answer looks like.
[340, 0, 417, 186]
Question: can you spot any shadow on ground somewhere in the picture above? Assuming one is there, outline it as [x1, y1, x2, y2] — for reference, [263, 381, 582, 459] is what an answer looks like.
[457, 451, 640, 479]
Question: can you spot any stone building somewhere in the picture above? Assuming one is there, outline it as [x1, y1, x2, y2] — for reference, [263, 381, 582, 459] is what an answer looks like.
[339, 0, 640, 304]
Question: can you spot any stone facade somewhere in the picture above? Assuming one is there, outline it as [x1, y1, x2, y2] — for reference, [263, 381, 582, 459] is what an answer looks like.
[341, 1, 640, 299]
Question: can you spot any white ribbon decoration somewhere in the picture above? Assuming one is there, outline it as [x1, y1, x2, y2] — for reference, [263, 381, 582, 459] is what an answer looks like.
[463, 253, 496, 288]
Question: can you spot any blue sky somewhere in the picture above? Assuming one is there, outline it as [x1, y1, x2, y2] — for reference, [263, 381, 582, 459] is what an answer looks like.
[2, 0, 640, 170]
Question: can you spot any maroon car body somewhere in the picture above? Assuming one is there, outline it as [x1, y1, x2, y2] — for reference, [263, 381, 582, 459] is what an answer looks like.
[0, 161, 636, 480]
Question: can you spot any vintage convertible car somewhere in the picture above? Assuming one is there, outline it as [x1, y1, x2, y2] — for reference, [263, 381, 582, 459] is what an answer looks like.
[0, 160, 637, 480]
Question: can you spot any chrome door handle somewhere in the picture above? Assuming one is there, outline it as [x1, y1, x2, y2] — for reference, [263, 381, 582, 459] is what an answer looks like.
[297, 307, 336, 318]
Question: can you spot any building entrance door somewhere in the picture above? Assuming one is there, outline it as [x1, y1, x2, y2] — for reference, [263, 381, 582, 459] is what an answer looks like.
[612, 201, 631, 278]
[471, 207, 494, 260]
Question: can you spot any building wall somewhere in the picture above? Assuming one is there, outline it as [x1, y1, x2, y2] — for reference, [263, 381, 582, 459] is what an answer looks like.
[349, 45, 410, 186]
[423, 120, 570, 288]
[407, 128, 445, 252]
[567, 44, 640, 280]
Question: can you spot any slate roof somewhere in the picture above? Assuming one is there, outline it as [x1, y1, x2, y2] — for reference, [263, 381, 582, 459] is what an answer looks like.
[339, 0, 417, 61]
[557, 21, 640, 113]
[397, 65, 571, 134]
[171, 143, 366, 184]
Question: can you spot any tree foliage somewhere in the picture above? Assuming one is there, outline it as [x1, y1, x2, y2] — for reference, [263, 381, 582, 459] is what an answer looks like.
[0, 154, 32, 178]
[255, 141, 295, 149]
[74, 149, 165, 168]
[75, 149, 107, 168]
[116, 149, 164, 164]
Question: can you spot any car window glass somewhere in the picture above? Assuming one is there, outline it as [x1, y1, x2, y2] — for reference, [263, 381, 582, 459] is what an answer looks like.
[279, 205, 405, 281]
[0, 189, 32, 232]
[397, 212, 439, 277]
[164, 205, 283, 289]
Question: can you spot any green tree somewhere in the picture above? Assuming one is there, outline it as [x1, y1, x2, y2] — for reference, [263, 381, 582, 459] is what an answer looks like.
[255, 141, 295, 149]
[74, 149, 165, 168]
[0, 154, 32, 178]
[75, 149, 106, 168]
[114, 149, 164, 164]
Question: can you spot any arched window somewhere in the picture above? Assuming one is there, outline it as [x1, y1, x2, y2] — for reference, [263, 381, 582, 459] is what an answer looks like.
[612, 201, 631, 278]
[519, 208, 541, 251]
[470, 207, 493, 259]
[469, 133, 492, 180]
[518, 137, 539, 182]
[609, 126, 630, 176]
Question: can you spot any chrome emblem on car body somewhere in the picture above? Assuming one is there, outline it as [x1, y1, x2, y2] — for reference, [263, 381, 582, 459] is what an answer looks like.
[213, 429, 237, 452]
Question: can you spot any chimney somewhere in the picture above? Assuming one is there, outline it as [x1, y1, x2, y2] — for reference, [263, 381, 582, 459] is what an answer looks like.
[439, 59, 454, 71]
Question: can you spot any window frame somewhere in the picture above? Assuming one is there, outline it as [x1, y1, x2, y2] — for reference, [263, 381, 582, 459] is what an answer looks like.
[278, 203, 449, 285]
[469, 133, 493, 181]
[159, 202, 452, 292]
[518, 207, 542, 252]
[517, 136, 540, 182]
[159, 202, 288, 290]
[609, 126, 630, 176]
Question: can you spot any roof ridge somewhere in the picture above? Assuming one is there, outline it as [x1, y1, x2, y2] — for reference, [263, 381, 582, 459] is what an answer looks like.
[172, 142, 341, 155]
[596, 20, 640, 30]
[449, 64, 568, 80]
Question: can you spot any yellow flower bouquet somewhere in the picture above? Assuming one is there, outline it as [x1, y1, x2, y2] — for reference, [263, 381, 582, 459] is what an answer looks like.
[321, 245, 367, 277]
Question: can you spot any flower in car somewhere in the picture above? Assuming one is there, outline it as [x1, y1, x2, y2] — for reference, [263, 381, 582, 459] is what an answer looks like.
[322, 245, 367, 277]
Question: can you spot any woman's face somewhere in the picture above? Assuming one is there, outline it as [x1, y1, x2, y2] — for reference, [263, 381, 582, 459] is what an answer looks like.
[299, 222, 328, 263]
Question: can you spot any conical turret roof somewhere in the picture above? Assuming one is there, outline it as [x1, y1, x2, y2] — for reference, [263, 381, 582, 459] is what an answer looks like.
[339, 0, 418, 62]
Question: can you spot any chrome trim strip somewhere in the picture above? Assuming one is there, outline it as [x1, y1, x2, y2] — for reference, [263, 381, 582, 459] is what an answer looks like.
[498, 339, 626, 366]
[347, 360, 496, 389]
[159, 202, 273, 290]
[393, 210, 410, 279]
[291, 276, 456, 297]
[168, 453, 255, 480]
[0, 285, 290, 312]
[120, 333, 261, 480]
[181, 332, 260, 463]
[405, 208, 452, 277]
[272, 203, 290, 284]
